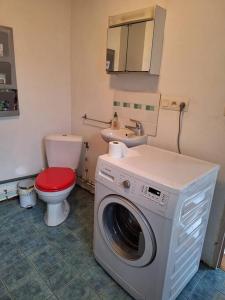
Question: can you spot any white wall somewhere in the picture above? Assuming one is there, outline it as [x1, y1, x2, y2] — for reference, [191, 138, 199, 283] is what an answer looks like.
[0, 0, 71, 181]
[152, 0, 225, 267]
[71, 0, 225, 266]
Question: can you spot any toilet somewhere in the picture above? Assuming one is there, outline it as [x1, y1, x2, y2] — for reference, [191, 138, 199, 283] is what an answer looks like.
[35, 134, 83, 226]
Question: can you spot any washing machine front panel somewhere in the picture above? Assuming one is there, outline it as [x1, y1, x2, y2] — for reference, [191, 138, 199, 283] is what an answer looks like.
[98, 194, 157, 267]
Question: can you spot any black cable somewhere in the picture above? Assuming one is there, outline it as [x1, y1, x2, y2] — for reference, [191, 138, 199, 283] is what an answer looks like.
[177, 102, 186, 154]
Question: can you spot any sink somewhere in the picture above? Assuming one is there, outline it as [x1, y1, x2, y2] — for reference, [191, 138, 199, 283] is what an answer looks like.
[101, 128, 147, 147]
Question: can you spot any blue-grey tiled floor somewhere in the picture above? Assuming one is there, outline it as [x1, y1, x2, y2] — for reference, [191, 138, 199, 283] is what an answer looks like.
[0, 186, 225, 300]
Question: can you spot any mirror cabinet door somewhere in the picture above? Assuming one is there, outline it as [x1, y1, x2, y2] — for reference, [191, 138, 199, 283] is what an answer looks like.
[126, 21, 154, 72]
[106, 26, 128, 72]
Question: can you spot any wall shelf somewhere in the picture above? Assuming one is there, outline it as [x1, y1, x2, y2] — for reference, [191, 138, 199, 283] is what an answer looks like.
[0, 26, 19, 117]
[0, 110, 19, 117]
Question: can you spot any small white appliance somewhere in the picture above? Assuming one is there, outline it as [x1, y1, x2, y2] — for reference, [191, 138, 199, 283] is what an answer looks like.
[94, 145, 219, 300]
[35, 134, 82, 226]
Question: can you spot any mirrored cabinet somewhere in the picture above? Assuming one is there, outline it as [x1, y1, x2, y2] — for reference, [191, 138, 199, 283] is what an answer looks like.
[106, 6, 166, 75]
[107, 26, 128, 72]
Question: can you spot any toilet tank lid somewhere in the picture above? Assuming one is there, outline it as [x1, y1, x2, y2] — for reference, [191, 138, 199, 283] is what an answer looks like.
[45, 134, 83, 142]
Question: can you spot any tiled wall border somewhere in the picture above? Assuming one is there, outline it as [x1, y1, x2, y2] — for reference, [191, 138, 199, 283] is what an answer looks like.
[113, 101, 155, 111]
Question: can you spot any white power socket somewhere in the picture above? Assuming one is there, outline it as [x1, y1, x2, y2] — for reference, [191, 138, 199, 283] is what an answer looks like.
[160, 96, 189, 112]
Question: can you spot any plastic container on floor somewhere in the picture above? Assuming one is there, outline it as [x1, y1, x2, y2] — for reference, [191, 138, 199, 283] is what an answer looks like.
[18, 179, 37, 208]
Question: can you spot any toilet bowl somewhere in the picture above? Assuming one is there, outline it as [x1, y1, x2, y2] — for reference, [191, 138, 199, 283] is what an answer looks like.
[35, 167, 76, 226]
[35, 134, 83, 226]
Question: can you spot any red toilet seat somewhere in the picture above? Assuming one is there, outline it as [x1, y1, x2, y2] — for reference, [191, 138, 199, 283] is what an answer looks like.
[35, 167, 76, 192]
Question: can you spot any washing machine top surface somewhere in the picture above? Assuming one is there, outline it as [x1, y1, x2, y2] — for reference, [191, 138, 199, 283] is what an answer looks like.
[99, 145, 219, 191]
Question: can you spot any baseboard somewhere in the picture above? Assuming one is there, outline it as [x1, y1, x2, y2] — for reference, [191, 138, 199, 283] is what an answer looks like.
[0, 175, 95, 202]
[0, 175, 36, 202]
[0, 180, 20, 201]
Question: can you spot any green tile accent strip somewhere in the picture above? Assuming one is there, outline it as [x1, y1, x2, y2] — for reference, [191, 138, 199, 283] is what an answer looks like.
[113, 101, 120, 107]
[113, 102, 155, 111]
[134, 103, 142, 109]
[123, 102, 130, 108]
[146, 105, 155, 111]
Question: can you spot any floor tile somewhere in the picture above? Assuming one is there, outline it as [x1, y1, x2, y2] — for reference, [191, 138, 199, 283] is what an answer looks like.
[1, 258, 34, 290]
[176, 294, 188, 300]
[52, 232, 80, 256]
[0, 281, 8, 298]
[178, 264, 207, 299]
[46, 295, 58, 300]
[202, 269, 225, 294]
[73, 224, 93, 251]
[82, 263, 115, 293]
[69, 187, 93, 203]
[0, 200, 21, 221]
[0, 186, 225, 300]
[213, 292, 225, 300]
[38, 261, 76, 293]
[6, 222, 37, 243]
[41, 224, 71, 243]
[30, 244, 64, 271]
[63, 246, 94, 275]
[99, 282, 133, 300]
[21, 206, 44, 224]
[190, 288, 225, 300]
[10, 277, 52, 300]
[0, 248, 24, 274]
[0, 237, 15, 254]
[56, 277, 100, 300]
[0, 294, 12, 300]
[64, 212, 85, 231]
[17, 233, 48, 256]
[188, 267, 225, 300]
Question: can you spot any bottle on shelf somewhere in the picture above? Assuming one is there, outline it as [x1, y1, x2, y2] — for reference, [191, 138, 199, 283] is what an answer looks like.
[111, 112, 119, 129]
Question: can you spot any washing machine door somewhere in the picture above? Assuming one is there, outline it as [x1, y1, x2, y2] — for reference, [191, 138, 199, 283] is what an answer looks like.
[98, 195, 157, 267]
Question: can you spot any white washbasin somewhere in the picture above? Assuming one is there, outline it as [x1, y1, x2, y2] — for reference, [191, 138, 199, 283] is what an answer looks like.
[101, 128, 147, 147]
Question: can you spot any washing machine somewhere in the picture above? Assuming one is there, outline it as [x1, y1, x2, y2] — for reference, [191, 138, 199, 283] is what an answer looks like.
[93, 145, 219, 300]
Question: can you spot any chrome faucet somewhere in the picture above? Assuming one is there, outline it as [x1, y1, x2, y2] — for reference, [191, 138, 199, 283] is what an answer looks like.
[125, 119, 144, 136]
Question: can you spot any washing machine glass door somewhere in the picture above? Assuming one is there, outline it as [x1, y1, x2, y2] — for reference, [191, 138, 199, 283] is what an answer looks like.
[98, 195, 157, 267]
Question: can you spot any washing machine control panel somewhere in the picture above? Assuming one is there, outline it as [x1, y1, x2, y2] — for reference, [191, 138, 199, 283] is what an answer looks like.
[118, 173, 136, 193]
[142, 185, 168, 206]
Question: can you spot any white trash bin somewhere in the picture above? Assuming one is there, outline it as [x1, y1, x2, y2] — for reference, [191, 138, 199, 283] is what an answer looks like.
[18, 179, 37, 208]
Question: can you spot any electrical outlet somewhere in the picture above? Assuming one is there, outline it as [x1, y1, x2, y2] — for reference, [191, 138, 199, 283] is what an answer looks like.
[160, 96, 189, 112]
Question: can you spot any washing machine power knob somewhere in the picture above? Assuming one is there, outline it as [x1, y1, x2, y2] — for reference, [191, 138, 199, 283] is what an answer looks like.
[122, 180, 131, 188]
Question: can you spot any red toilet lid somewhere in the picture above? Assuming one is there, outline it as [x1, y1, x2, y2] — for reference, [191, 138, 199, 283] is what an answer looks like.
[36, 167, 76, 192]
